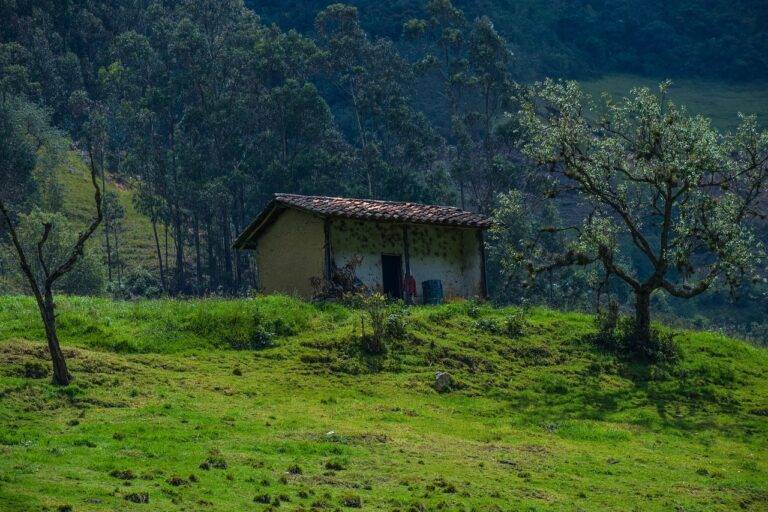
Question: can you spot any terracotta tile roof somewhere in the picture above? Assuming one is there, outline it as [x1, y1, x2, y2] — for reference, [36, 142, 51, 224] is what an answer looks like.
[275, 193, 492, 227]
[234, 194, 491, 249]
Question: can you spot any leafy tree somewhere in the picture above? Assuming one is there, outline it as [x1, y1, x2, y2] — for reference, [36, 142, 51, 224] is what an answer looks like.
[519, 80, 768, 351]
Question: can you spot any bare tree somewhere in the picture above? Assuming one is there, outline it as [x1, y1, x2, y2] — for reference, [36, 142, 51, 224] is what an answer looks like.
[1, 151, 102, 384]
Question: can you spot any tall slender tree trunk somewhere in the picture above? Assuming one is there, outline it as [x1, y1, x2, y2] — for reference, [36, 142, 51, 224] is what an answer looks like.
[193, 215, 202, 294]
[164, 224, 169, 274]
[101, 168, 112, 281]
[151, 218, 166, 293]
[39, 290, 71, 385]
[206, 220, 218, 291]
[173, 205, 185, 294]
[114, 228, 122, 284]
[222, 205, 233, 291]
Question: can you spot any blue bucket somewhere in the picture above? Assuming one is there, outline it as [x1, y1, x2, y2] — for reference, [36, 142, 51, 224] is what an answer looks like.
[421, 280, 444, 305]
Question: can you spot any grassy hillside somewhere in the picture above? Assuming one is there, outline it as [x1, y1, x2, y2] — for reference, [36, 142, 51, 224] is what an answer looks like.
[58, 152, 162, 273]
[580, 74, 768, 131]
[1, 296, 766, 511]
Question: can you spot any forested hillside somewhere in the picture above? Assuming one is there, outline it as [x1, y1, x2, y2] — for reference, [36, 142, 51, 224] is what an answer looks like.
[252, 0, 768, 80]
[2, 0, 768, 342]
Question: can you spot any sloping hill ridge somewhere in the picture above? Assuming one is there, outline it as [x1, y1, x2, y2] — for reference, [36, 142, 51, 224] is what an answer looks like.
[0, 296, 766, 511]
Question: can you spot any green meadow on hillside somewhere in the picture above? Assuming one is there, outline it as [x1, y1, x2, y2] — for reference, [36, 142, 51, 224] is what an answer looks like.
[0, 296, 766, 511]
[580, 74, 768, 131]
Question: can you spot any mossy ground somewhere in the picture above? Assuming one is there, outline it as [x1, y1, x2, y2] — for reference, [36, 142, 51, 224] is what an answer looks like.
[0, 296, 766, 511]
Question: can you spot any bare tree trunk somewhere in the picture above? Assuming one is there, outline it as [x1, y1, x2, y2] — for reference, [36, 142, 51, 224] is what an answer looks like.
[222, 205, 233, 291]
[39, 291, 71, 385]
[206, 220, 217, 291]
[114, 227, 122, 284]
[173, 206, 185, 294]
[164, 223, 169, 280]
[101, 166, 112, 281]
[1, 135, 102, 385]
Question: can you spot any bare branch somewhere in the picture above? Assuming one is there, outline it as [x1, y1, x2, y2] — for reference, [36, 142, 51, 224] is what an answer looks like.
[46, 143, 103, 287]
[37, 222, 52, 279]
[0, 200, 44, 303]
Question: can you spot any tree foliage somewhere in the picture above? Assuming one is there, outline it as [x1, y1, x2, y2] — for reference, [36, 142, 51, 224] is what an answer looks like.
[518, 80, 768, 347]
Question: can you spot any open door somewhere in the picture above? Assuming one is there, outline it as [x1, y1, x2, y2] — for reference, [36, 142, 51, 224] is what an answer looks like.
[381, 254, 403, 299]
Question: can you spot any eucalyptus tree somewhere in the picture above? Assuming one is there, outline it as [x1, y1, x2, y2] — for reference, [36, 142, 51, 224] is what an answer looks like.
[405, 1, 517, 212]
[315, 3, 445, 202]
[519, 80, 768, 351]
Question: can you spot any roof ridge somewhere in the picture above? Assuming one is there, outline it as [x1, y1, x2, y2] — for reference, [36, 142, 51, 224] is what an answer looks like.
[274, 192, 467, 212]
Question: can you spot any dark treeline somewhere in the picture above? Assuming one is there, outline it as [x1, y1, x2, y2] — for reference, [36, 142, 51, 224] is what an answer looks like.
[253, 0, 768, 81]
[0, 0, 525, 295]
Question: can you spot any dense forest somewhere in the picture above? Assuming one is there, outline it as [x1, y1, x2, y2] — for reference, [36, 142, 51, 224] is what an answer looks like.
[254, 0, 768, 81]
[1, 0, 767, 343]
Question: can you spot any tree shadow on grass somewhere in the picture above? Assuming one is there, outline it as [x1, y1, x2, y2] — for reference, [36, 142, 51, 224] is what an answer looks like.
[502, 333, 751, 437]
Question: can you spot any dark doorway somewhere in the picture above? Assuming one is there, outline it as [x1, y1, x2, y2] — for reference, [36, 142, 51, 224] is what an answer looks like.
[381, 254, 403, 299]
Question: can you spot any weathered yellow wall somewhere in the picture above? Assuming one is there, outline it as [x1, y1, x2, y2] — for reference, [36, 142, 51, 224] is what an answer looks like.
[256, 209, 324, 297]
[330, 218, 483, 299]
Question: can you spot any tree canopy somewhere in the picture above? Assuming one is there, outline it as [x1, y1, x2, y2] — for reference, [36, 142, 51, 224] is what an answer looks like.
[518, 80, 768, 349]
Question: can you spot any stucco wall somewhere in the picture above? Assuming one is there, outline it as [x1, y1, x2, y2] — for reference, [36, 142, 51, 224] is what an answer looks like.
[256, 208, 325, 297]
[330, 218, 484, 299]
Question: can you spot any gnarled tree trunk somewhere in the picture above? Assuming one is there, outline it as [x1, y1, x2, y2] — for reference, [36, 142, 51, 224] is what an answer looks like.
[633, 289, 652, 351]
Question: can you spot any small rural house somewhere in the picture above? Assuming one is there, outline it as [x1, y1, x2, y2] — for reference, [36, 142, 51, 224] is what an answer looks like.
[233, 194, 491, 301]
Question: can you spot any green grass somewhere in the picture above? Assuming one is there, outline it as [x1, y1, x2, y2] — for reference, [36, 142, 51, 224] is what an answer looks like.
[580, 74, 768, 131]
[57, 151, 163, 272]
[0, 296, 767, 511]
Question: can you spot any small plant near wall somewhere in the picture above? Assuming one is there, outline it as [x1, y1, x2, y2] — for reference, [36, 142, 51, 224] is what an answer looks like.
[357, 293, 410, 355]
[359, 293, 388, 355]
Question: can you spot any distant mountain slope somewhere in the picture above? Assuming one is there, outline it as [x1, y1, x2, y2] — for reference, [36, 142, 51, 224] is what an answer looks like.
[580, 74, 768, 131]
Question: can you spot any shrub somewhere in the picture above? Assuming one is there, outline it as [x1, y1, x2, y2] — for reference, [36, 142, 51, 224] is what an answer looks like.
[224, 313, 275, 350]
[595, 311, 681, 364]
[358, 293, 389, 355]
[642, 327, 681, 364]
[383, 310, 409, 340]
[465, 300, 482, 318]
[474, 317, 501, 334]
[503, 311, 528, 337]
[596, 299, 620, 340]
[114, 267, 163, 299]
